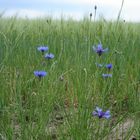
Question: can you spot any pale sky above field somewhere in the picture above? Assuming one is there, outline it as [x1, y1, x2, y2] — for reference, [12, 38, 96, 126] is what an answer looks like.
[0, 0, 139, 21]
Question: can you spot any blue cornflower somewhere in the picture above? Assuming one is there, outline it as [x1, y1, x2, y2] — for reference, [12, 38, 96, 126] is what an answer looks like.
[45, 53, 54, 59]
[92, 107, 111, 119]
[102, 74, 112, 78]
[95, 63, 104, 68]
[106, 64, 113, 70]
[34, 71, 47, 78]
[93, 43, 108, 56]
[37, 46, 48, 53]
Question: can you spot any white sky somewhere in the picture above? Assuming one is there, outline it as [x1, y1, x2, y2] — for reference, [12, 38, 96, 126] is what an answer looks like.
[0, 0, 140, 21]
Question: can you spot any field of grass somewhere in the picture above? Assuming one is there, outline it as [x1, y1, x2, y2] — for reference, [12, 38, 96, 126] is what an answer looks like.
[0, 17, 140, 140]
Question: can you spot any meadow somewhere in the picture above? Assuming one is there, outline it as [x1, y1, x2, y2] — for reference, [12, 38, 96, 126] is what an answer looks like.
[0, 16, 140, 140]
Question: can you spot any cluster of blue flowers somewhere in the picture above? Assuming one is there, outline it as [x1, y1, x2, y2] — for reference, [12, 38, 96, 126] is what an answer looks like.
[34, 44, 111, 120]
[37, 46, 55, 59]
[93, 43, 113, 78]
[34, 46, 54, 79]
[92, 43, 112, 119]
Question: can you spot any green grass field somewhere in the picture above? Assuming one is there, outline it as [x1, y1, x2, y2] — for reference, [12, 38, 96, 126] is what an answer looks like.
[0, 17, 140, 140]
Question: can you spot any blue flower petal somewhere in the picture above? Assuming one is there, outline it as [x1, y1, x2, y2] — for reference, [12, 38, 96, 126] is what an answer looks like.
[34, 70, 47, 78]
[106, 64, 113, 69]
[93, 43, 108, 56]
[45, 53, 54, 59]
[102, 74, 112, 78]
[103, 110, 111, 119]
[37, 46, 49, 52]
[92, 107, 111, 119]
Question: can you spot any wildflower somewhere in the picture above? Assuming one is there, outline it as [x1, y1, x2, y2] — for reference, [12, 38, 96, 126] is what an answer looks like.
[92, 107, 111, 119]
[95, 63, 104, 68]
[102, 74, 112, 78]
[94, 5, 97, 10]
[34, 71, 47, 78]
[90, 13, 92, 21]
[45, 53, 54, 59]
[93, 43, 108, 56]
[37, 46, 48, 53]
[106, 64, 113, 70]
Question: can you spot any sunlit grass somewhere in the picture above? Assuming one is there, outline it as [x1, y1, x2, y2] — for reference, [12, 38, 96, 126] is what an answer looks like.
[0, 16, 140, 139]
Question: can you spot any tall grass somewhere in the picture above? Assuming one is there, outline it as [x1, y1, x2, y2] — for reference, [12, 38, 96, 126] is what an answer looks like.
[0, 16, 140, 140]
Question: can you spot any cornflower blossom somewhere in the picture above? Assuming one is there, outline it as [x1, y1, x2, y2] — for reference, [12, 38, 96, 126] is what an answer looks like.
[95, 63, 104, 68]
[106, 64, 113, 70]
[45, 53, 54, 59]
[34, 71, 47, 78]
[93, 43, 108, 56]
[102, 74, 112, 78]
[92, 107, 111, 119]
[37, 46, 48, 53]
